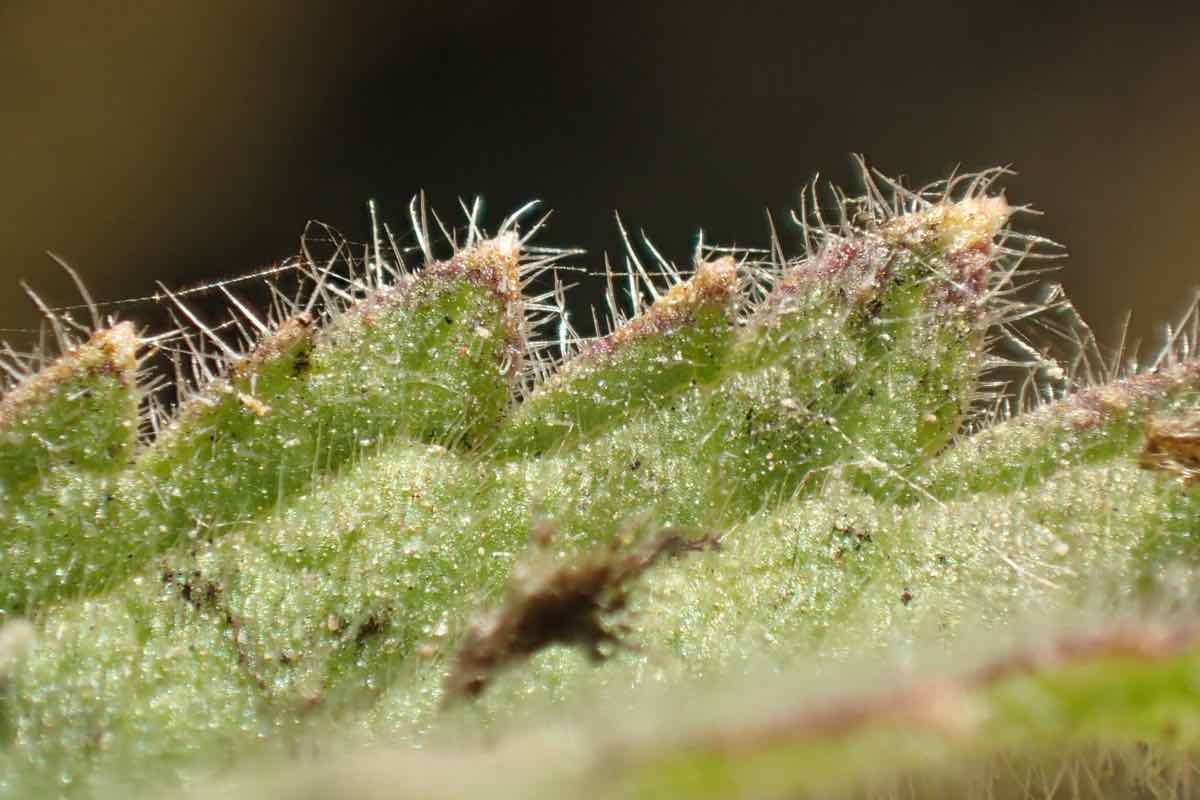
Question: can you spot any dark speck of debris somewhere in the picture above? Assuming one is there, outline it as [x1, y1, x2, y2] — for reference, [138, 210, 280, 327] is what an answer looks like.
[355, 613, 387, 645]
[442, 523, 721, 705]
[1139, 415, 1200, 486]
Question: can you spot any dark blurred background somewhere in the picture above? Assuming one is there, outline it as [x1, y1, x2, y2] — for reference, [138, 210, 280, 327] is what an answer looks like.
[2, 1, 1198, 357]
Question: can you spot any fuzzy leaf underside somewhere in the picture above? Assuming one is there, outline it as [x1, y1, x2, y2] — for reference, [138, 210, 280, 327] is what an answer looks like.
[1, 169, 1198, 799]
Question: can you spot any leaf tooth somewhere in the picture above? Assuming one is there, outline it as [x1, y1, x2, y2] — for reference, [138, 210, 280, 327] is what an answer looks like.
[0, 321, 139, 433]
[493, 256, 740, 456]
